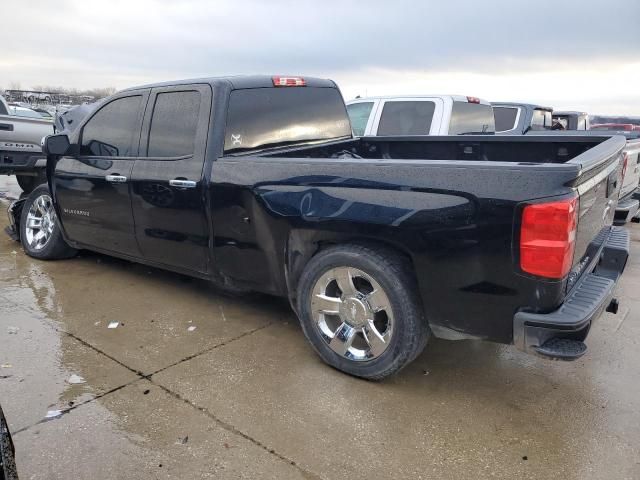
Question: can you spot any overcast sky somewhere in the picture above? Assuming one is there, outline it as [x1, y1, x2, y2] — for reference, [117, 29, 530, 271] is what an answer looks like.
[3, 0, 639, 115]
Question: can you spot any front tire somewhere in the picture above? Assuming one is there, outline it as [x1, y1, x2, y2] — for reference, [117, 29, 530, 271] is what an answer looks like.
[297, 244, 429, 380]
[20, 184, 77, 260]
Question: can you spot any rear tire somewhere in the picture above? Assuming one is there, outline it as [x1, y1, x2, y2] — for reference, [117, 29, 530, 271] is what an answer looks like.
[16, 170, 46, 193]
[20, 184, 77, 260]
[0, 405, 18, 480]
[297, 244, 429, 380]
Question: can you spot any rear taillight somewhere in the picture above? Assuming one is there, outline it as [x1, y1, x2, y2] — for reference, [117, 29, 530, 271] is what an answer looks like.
[520, 196, 578, 279]
[466, 96, 480, 104]
[621, 152, 629, 181]
[272, 76, 306, 87]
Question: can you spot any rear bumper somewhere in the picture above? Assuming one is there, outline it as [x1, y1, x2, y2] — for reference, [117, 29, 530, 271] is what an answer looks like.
[513, 227, 629, 355]
[614, 195, 639, 225]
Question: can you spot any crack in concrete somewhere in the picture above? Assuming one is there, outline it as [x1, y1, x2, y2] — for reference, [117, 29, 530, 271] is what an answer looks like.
[65, 331, 148, 377]
[12, 380, 138, 436]
[146, 321, 275, 377]
[150, 381, 325, 480]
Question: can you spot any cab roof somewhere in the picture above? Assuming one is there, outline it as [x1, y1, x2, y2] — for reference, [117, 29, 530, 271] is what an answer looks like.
[492, 102, 553, 112]
[121, 75, 337, 92]
[348, 95, 492, 106]
[553, 110, 588, 116]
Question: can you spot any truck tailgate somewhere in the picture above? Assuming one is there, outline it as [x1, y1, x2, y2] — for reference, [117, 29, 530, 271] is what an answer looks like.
[568, 135, 625, 286]
[0, 114, 53, 155]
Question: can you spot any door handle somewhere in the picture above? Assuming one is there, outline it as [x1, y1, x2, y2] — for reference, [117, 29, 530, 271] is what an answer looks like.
[105, 174, 128, 183]
[169, 179, 197, 189]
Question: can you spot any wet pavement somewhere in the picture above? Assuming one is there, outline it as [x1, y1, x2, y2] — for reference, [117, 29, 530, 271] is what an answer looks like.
[0, 175, 639, 479]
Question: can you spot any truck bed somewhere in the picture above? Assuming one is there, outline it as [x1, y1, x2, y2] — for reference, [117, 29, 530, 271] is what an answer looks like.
[0, 113, 52, 171]
[212, 134, 625, 343]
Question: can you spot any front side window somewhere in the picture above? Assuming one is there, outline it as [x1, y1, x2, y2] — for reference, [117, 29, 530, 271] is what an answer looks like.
[494, 107, 519, 132]
[377, 101, 435, 135]
[346, 102, 374, 136]
[147, 91, 201, 157]
[80, 96, 142, 156]
[449, 102, 495, 134]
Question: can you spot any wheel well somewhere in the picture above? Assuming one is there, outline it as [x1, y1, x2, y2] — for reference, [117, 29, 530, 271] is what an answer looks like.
[285, 234, 419, 313]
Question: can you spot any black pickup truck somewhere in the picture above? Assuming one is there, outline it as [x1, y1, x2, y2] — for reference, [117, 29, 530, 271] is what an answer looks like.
[6, 76, 630, 379]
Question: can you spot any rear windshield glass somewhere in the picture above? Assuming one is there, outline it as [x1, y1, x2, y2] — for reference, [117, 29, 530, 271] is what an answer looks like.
[449, 102, 495, 134]
[377, 101, 435, 135]
[493, 106, 519, 132]
[224, 87, 351, 153]
[530, 109, 553, 131]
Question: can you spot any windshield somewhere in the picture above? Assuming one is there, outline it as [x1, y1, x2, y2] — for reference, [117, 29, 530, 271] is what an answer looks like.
[449, 101, 495, 134]
[224, 87, 352, 154]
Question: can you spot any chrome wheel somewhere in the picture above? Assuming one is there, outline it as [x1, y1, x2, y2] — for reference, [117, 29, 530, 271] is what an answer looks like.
[25, 194, 56, 251]
[311, 267, 393, 361]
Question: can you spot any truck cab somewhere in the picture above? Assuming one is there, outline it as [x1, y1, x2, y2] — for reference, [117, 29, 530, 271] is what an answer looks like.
[492, 102, 554, 134]
[552, 111, 590, 130]
[346, 95, 495, 136]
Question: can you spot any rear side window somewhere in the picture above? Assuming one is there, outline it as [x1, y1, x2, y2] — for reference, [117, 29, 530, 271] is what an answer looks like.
[449, 102, 495, 134]
[531, 110, 553, 131]
[0, 100, 7, 115]
[81, 96, 142, 156]
[494, 107, 519, 132]
[148, 91, 201, 157]
[377, 101, 435, 135]
[224, 87, 351, 154]
[346, 102, 374, 136]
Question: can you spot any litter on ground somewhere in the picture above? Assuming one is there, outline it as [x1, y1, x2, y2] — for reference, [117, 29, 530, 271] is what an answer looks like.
[67, 374, 86, 384]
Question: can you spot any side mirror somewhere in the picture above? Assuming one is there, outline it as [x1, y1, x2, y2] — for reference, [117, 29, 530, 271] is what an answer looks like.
[42, 134, 70, 156]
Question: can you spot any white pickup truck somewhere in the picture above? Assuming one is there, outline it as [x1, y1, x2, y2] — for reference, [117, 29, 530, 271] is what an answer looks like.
[0, 95, 53, 192]
[346, 95, 495, 136]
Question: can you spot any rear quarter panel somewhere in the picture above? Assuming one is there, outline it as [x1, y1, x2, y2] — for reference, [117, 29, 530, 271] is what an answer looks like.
[210, 156, 581, 343]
